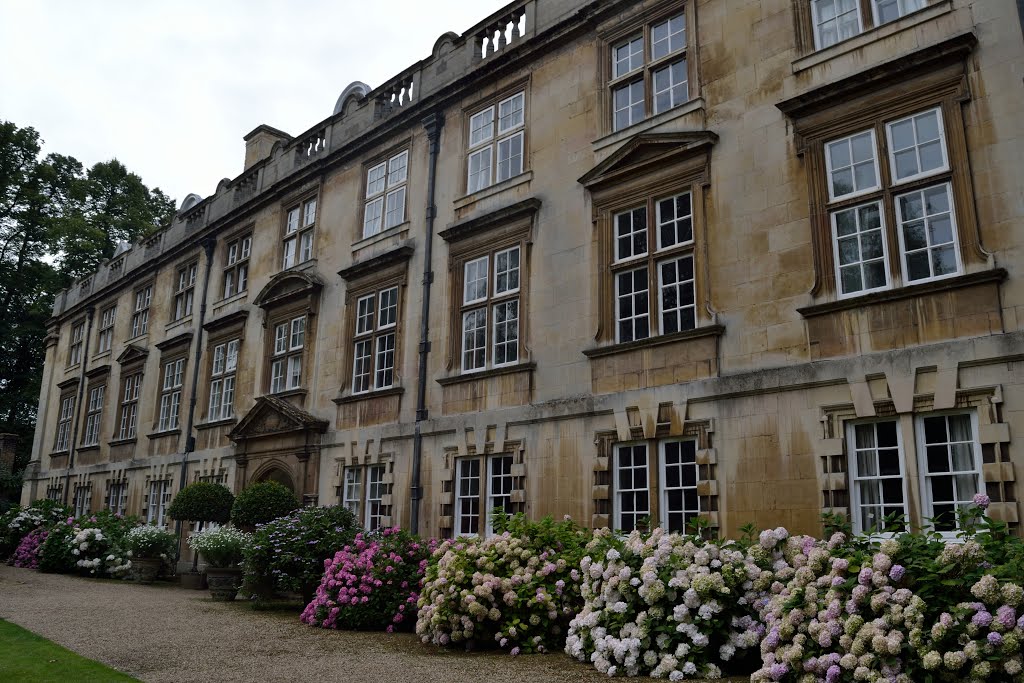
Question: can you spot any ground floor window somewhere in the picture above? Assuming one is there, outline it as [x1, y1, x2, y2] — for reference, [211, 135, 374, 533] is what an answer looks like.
[613, 439, 699, 534]
[72, 484, 92, 517]
[146, 480, 172, 527]
[340, 464, 387, 531]
[106, 481, 128, 516]
[454, 454, 517, 537]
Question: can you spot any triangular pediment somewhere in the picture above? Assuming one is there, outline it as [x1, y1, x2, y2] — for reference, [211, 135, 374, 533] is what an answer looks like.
[253, 270, 324, 310]
[578, 131, 718, 189]
[229, 395, 328, 442]
[116, 344, 148, 366]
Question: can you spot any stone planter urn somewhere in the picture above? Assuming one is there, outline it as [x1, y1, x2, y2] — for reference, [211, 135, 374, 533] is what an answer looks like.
[180, 571, 207, 590]
[132, 557, 162, 585]
[205, 566, 244, 601]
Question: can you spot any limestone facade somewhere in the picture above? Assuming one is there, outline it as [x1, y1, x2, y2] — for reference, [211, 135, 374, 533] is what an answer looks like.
[24, 0, 1024, 545]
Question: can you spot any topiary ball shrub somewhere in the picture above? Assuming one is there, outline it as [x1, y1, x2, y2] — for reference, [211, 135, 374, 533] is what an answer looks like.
[230, 481, 299, 529]
[243, 505, 359, 603]
[168, 482, 234, 524]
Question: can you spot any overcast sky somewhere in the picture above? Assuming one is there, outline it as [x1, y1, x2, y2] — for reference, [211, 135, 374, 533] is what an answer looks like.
[0, 0, 510, 205]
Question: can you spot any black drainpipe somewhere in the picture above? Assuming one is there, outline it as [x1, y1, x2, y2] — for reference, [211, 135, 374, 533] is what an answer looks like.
[410, 112, 444, 535]
[62, 306, 96, 505]
[174, 237, 216, 550]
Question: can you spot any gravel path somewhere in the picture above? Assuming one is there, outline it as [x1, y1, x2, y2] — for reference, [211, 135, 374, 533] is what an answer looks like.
[0, 565, 614, 683]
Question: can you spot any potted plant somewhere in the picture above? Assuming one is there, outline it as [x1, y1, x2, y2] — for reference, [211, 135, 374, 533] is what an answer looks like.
[188, 526, 251, 600]
[124, 525, 177, 584]
[168, 482, 234, 589]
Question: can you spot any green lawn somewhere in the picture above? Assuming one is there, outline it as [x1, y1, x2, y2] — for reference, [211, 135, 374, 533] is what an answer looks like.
[0, 619, 139, 682]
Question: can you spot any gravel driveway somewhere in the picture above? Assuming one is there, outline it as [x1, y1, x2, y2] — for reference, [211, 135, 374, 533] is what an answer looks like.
[0, 565, 615, 683]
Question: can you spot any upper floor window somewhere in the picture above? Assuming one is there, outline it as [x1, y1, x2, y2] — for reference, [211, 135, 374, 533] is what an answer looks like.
[283, 197, 316, 269]
[613, 440, 699, 534]
[352, 287, 399, 394]
[270, 316, 305, 394]
[208, 339, 239, 421]
[81, 384, 105, 447]
[824, 106, 959, 298]
[460, 245, 521, 372]
[158, 358, 185, 431]
[467, 91, 526, 194]
[173, 262, 197, 321]
[97, 306, 116, 354]
[609, 11, 689, 132]
[54, 394, 75, 452]
[68, 321, 85, 366]
[118, 372, 142, 440]
[223, 234, 252, 299]
[363, 151, 409, 238]
[811, 0, 927, 50]
[131, 285, 152, 337]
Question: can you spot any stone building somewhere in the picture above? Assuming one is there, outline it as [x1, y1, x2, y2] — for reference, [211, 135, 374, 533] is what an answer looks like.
[23, 0, 1024, 547]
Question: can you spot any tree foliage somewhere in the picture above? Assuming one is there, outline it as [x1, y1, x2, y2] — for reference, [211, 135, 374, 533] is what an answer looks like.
[0, 121, 175, 478]
[168, 482, 235, 524]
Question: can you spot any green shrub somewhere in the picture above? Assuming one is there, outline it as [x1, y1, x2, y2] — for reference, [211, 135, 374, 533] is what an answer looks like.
[123, 524, 178, 560]
[230, 481, 299, 529]
[243, 505, 359, 601]
[168, 482, 234, 524]
[188, 526, 251, 568]
[1, 499, 72, 560]
[37, 510, 137, 576]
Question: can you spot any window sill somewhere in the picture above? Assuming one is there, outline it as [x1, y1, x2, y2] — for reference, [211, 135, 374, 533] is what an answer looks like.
[124, 334, 148, 346]
[91, 350, 112, 362]
[284, 258, 318, 275]
[76, 445, 100, 453]
[592, 98, 706, 154]
[352, 223, 410, 252]
[453, 171, 533, 211]
[267, 388, 308, 400]
[108, 437, 137, 447]
[147, 429, 182, 440]
[196, 417, 237, 431]
[48, 450, 70, 458]
[165, 316, 193, 333]
[796, 268, 1007, 318]
[436, 362, 536, 387]
[582, 325, 725, 359]
[333, 386, 405, 405]
[212, 291, 248, 311]
[793, 1, 952, 74]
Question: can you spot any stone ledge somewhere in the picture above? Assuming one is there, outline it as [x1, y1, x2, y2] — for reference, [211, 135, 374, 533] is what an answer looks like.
[582, 325, 725, 359]
[333, 386, 405, 405]
[436, 362, 536, 387]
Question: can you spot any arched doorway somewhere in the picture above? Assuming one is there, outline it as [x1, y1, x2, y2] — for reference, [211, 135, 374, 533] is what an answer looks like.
[255, 466, 295, 493]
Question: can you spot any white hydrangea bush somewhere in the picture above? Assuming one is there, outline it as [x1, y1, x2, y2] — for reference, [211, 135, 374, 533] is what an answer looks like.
[566, 527, 788, 679]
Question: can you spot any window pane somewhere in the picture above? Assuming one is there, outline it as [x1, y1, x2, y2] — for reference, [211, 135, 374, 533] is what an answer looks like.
[467, 147, 492, 194]
[616, 267, 650, 343]
[387, 151, 408, 186]
[462, 309, 487, 371]
[826, 130, 878, 199]
[496, 132, 524, 183]
[657, 192, 692, 248]
[498, 93, 524, 133]
[366, 163, 386, 197]
[651, 14, 686, 61]
[613, 36, 643, 78]
[897, 184, 958, 282]
[469, 107, 494, 147]
[653, 60, 688, 115]
[615, 207, 647, 261]
[384, 187, 406, 229]
[463, 256, 489, 304]
[613, 80, 644, 131]
[888, 108, 946, 181]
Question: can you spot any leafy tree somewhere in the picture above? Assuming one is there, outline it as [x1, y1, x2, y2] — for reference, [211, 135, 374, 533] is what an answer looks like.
[0, 121, 175, 486]
[168, 482, 234, 525]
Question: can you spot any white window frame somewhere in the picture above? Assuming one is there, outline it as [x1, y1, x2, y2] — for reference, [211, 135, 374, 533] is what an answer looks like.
[158, 358, 184, 432]
[54, 395, 75, 452]
[283, 198, 317, 269]
[147, 479, 172, 527]
[351, 287, 399, 394]
[173, 262, 197, 321]
[106, 481, 128, 516]
[363, 151, 409, 238]
[885, 107, 949, 186]
[613, 443, 651, 533]
[459, 247, 522, 373]
[68, 321, 85, 366]
[223, 234, 252, 299]
[657, 254, 696, 337]
[614, 266, 650, 344]
[871, 0, 928, 30]
[824, 129, 882, 202]
[454, 457, 483, 537]
[894, 182, 962, 285]
[72, 484, 92, 518]
[97, 305, 116, 354]
[131, 286, 152, 337]
[466, 91, 525, 194]
[811, 0, 863, 50]
[830, 200, 891, 299]
[609, 12, 688, 133]
[659, 439, 700, 534]
[365, 464, 386, 531]
[846, 419, 910, 536]
[270, 316, 305, 393]
[454, 454, 516, 538]
[208, 339, 239, 421]
[341, 467, 363, 521]
[118, 372, 142, 440]
[82, 384, 105, 447]
[915, 411, 984, 537]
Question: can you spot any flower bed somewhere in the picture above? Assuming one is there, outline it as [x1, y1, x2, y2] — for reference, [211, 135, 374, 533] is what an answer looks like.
[38, 511, 137, 577]
[188, 526, 251, 568]
[416, 514, 592, 655]
[301, 528, 436, 631]
[12, 528, 48, 569]
[1, 500, 70, 561]
[565, 526, 783, 679]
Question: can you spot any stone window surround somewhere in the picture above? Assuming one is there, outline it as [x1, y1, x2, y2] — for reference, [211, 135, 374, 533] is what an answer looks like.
[820, 386, 1016, 535]
[438, 440, 525, 539]
[67, 319, 86, 368]
[221, 227, 253, 301]
[113, 366, 144, 444]
[438, 199, 538, 381]
[596, 0, 699, 138]
[52, 386, 77, 455]
[335, 453, 395, 529]
[792, 0, 942, 56]
[281, 189, 320, 271]
[200, 311, 248, 426]
[780, 34, 989, 310]
[359, 139, 412, 242]
[459, 77, 531, 198]
[172, 259, 198, 323]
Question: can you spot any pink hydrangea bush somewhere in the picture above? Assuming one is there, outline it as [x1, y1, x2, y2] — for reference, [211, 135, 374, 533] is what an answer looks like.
[301, 528, 436, 631]
[12, 528, 48, 569]
[565, 527, 786, 679]
[416, 514, 591, 654]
